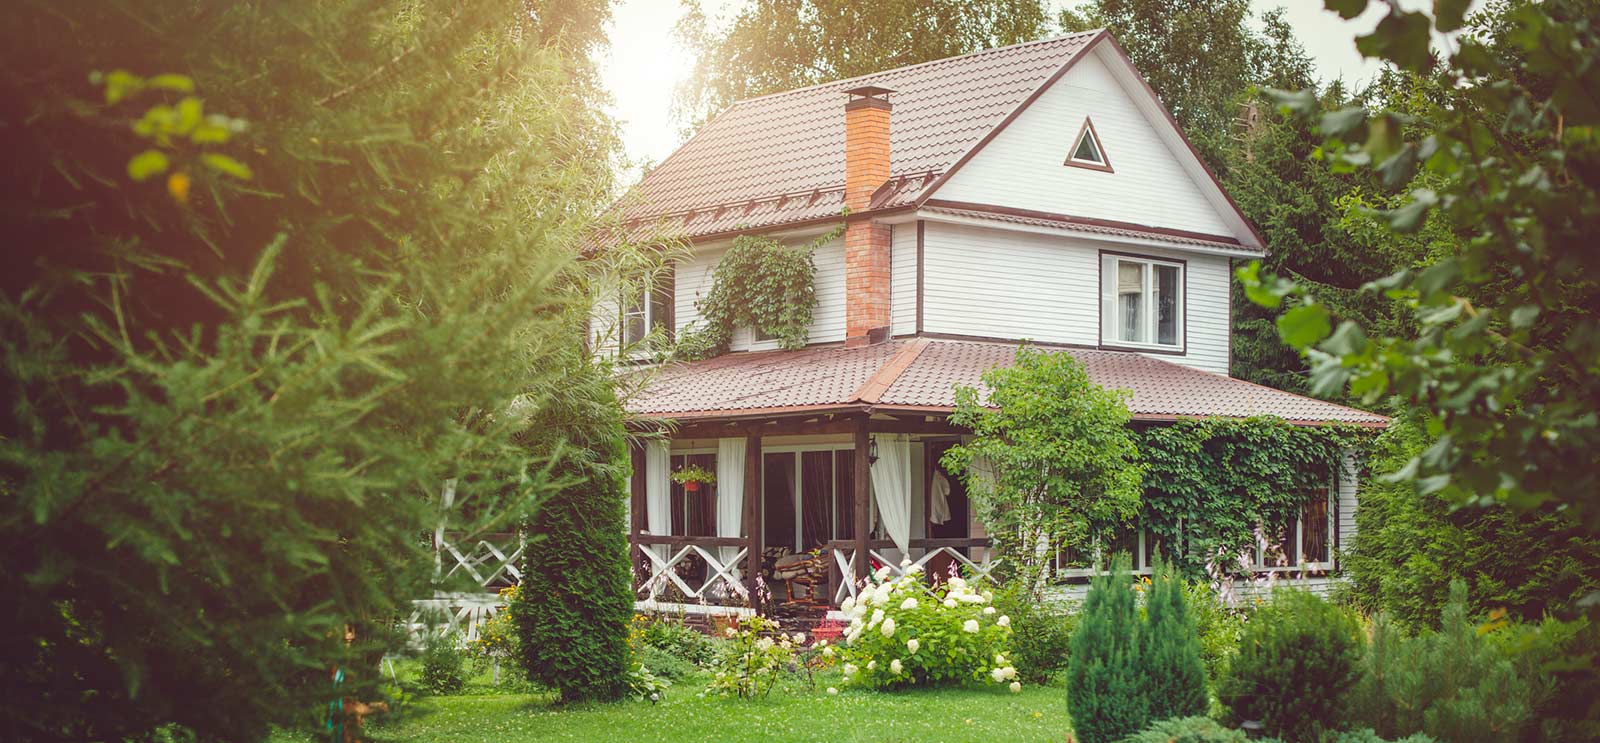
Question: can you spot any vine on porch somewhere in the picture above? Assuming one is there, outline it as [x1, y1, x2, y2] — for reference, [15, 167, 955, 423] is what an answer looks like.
[675, 225, 843, 360]
[1134, 417, 1372, 580]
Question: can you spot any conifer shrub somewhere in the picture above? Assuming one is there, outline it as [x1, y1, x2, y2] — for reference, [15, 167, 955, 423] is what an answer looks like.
[419, 631, 468, 696]
[1219, 588, 1361, 743]
[1120, 716, 1249, 743]
[1141, 560, 1208, 721]
[1347, 581, 1541, 742]
[510, 369, 634, 703]
[1067, 555, 1147, 743]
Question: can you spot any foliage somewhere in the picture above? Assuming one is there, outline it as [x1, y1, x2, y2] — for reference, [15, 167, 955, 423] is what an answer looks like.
[1344, 414, 1600, 628]
[669, 463, 716, 486]
[1347, 582, 1541, 743]
[1219, 589, 1362, 743]
[626, 663, 672, 703]
[635, 645, 700, 682]
[510, 364, 634, 703]
[1137, 417, 1367, 579]
[1183, 580, 1247, 687]
[0, 2, 621, 740]
[1118, 716, 1249, 743]
[1238, 0, 1600, 529]
[629, 613, 716, 666]
[673, 0, 1050, 129]
[1490, 614, 1600, 741]
[419, 632, 469, 697]
[473, 587, 523, 668]
[993, 584, 1076, 684]
[676, 228, 838, 358]
[1066, 556, 1147, 743]
[1140, 560, 1208, 721]
[704, 615, 800, 698]
[944, 348, 1144, 592]
[839, 566, 1017, 690]
[1332, 732, 1436, 743]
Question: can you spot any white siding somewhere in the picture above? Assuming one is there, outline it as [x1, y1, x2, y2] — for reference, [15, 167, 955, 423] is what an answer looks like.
[1338, 449, 1359, 556]
[891, 222, 918, 336]
[672, 234, 848, 350]
[936, 50, 1232, 238]
[920, 220, 1230, 373]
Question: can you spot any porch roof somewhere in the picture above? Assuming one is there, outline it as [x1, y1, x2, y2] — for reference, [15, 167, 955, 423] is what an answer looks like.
[623, 337, 1388, 427]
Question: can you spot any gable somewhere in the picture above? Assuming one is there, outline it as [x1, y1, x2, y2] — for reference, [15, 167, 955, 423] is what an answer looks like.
[930, 43, 1259, 248]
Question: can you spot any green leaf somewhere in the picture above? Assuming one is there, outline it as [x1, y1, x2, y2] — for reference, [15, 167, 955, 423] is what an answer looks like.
[1263, 87, 1317, 117]
[1319, 107, 1367, 137]
[1356, 10, 1435, 72]
[175, 97, 203, 135]
[1381, 189, 1438, 233]
[1435, 0, 1470, 32]
[127, 149, 170, 182]
[1277, 304, 1333, 350]
[1364, 113, 1404, 166]
[1319, 321, 1369, 357]
[104, 69, 143, 104]
[1509, 305, 1540, 329]
[146, 73, 195, 93]
[201, 153, 253, 180]
[1325, 0, 1368, 20]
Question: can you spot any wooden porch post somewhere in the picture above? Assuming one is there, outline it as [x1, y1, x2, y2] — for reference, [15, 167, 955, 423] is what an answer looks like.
[742, 434, 763, 612]
[853, 416, 871, 585]
[628, 442, 646, 591]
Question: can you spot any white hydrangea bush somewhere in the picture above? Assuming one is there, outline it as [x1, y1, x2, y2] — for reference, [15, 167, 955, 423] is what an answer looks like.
[838, 562, 1017, 690]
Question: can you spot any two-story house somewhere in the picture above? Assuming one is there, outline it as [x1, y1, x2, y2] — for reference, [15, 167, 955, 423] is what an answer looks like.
[601, 30, 1386, 617]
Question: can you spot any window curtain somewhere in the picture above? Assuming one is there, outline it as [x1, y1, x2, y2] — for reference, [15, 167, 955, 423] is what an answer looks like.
[870, 434, 913, 555]
[716, 438, 746, 567]
[645, 441, 671, 557]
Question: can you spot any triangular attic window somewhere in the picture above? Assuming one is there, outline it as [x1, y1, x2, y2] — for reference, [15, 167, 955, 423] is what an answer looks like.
[1065, 117, 1112, 172]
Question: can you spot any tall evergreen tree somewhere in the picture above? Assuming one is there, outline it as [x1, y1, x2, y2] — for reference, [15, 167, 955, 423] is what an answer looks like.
[1140, 559, 1208, 721]
[1066, 555, 1148, 743]
[0, 2, 622, 740]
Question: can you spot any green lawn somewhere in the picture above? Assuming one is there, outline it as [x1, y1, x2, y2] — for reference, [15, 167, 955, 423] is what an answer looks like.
[274, 668, 1072, 743]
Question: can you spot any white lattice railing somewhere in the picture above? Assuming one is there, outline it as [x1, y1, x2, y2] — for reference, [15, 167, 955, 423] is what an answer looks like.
[829, 539, 996, 605]
[436, 531, 524, 590]
[632, 536, 750, 606]
[408, 592, 505, 644]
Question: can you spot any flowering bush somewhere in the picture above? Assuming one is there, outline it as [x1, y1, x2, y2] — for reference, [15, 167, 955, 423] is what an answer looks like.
[838, 563, 1016, 690]
[704, 614, 800, 698]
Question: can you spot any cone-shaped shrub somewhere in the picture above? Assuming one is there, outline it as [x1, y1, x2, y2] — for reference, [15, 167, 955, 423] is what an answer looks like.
[1142, 557, 1209, 721]
[1067, 554, 1147, 743]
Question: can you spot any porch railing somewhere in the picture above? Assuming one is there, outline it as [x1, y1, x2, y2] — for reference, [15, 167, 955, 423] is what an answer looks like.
[631, 535, 752, 607]
[826, 537, 995, 605]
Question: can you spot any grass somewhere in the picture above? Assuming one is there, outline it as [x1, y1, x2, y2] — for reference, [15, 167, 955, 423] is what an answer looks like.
[272, 664, 1072, 743]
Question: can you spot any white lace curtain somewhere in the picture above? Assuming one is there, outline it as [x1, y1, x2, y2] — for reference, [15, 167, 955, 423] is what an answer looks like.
[645, 441, 670, 556]
[715, 438, 746, 567]
[870, 434, 913, 555]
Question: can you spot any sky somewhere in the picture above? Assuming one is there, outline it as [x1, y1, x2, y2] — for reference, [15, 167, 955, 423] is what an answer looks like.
[598, 0, 1441, 180]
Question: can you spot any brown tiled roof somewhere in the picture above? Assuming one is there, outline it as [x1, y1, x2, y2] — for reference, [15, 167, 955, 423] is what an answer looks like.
[616, 32, 1102, 241]
[625, 338, 1388, 427]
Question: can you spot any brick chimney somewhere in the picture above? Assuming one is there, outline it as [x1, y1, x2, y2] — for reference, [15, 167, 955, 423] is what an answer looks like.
[843, 86, 894, 347]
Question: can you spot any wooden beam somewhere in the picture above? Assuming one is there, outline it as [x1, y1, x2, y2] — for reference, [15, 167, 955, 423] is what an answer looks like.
[671, 413, 965, 441]
[742, 434, 763, 613]
[629, 443, 647, 537]
[853, 417, 871, 585]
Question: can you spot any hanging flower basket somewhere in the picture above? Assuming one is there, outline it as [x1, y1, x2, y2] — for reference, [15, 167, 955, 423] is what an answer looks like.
[670, 463, 716, 492]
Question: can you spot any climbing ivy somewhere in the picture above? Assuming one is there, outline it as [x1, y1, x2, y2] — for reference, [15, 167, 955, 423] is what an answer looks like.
[1133, 417, 1371, 579]
[676, 226, 841, 359]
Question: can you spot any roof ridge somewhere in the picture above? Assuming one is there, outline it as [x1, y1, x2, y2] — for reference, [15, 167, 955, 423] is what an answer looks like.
[728, 30, 1104, 106]
[852, 338, 931, 404]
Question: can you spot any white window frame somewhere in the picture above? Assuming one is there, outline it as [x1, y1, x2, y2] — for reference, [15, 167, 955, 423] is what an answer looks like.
[1055, 527, 1155, 579]
[621, 278, 671, 352]
[1253, 479, 1337, 572]
[1100, 253, 1184, 351]
[761, 443, 856, 551]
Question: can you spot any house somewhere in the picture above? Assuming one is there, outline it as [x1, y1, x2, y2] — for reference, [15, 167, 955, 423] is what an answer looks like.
[597, 30, 1386, 617]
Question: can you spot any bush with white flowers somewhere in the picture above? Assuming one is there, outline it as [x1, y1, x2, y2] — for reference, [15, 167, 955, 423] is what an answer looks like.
[704, 614, 798, 698]
[837, 563, 1017, 690]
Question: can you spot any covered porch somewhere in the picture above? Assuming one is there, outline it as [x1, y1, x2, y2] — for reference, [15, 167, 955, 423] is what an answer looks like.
[627, 411, 992, 614]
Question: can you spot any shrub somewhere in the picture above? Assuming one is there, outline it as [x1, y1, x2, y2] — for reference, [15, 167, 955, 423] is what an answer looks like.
[419, 631, 468, 696]
[627, 664, 671, 703]
[510, 368, 634, 703]
[994, 583, 1076, 684]
[1347, 581, 1541, 742]
[636, 645, 699, 681]
[1219, 588, 1361, 743]
[1332, 731, 1437, 743]
[1141, 560, 1208, 721]
[839, 566, 1016, 690]
[1184, 580, 1247, 686]
[705, 615, 799, 698]
[1120, 716, 1249, 743]
[1067, 556, 1147, 743]
[630, 613, 715, 665]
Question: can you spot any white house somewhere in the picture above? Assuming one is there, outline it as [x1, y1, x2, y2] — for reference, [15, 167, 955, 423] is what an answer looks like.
[597, 30, 1386, 617]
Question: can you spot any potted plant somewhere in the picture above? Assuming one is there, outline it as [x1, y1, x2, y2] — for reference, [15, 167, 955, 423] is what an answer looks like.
[670, 463, 716, 493]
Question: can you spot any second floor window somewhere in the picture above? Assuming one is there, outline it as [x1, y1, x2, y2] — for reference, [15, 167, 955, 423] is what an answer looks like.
[1101, 253, 1183, 350]
[622, 275, 673, 346]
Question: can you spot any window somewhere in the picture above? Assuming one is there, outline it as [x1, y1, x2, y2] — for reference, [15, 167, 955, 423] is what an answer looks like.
[621, 273, 672, 347]
[1100, 254, 1183, 350]
[763, 446, 856, 552]
[1254, 485, 1335, 570]
[1055, 525, 1157, 578]
[1064, 117, 1113, 172]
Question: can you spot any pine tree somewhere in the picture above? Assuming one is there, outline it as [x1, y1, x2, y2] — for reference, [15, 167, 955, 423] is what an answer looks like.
[1067, 554, 1149, 743]
[1141, 558, 1208, 721]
